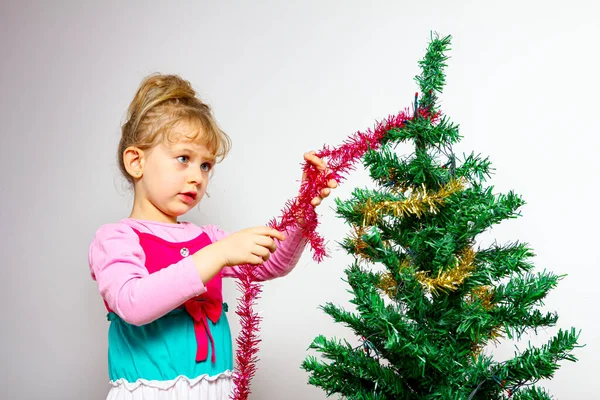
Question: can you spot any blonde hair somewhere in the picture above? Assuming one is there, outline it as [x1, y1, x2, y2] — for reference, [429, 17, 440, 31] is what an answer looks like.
[118, 73, 231, 182]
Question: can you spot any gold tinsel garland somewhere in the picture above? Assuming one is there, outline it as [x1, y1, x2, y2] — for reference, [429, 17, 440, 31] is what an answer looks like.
[358, 178, 465, 226]
[376, 249, 477, 298]
[415, 248, 476, 295]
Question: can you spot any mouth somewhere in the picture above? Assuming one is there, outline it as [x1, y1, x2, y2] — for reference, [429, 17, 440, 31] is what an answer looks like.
[179, 192, 197, 204]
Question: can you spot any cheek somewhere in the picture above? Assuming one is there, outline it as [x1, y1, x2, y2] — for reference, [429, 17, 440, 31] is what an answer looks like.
[159, 166, 180, 183]
[148, 167, 179, 191]
[152, 170, 169, 186]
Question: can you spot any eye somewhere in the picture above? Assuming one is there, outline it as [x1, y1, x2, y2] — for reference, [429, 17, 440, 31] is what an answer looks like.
[200, 162, 213, 172]
[177, 156, 189, 164]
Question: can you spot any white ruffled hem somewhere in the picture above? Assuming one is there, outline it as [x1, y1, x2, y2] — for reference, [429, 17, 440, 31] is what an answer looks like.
[107, 371, 233, 400]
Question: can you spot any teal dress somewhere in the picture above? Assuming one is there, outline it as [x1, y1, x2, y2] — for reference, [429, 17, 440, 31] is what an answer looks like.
[105, 229, 234, 399]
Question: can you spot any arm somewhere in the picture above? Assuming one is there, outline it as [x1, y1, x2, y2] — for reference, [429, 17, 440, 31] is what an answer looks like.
[205, 224, 308, 281]
[89, 223, 206, 326]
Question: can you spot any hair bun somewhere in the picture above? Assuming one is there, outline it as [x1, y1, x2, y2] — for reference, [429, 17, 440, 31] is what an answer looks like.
[131, 74, 196, 118]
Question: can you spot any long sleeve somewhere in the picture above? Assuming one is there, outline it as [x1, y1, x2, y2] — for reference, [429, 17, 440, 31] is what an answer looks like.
[203, 224, 308, 281]
[89, 223, 206, 326]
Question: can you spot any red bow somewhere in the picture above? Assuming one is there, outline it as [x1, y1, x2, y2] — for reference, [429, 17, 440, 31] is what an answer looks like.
[184, 293, 223, 363]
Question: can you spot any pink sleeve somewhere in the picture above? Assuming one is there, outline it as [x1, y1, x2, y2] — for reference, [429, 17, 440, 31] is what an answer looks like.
[203, 225, 308, 281]
[88, 223, 206, 326]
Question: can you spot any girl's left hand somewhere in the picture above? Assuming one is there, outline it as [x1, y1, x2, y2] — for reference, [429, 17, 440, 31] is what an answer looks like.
[302, 151, 338, 207]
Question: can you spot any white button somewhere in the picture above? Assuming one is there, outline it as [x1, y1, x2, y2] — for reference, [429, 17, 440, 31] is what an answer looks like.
[180, 247, 190, 257]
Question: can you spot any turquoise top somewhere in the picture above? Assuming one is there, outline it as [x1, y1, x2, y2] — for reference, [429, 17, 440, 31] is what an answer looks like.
[107, 305, 233, 382]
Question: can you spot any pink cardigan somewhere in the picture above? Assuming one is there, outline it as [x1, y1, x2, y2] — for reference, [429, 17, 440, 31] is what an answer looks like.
[89, 218, 307, 326]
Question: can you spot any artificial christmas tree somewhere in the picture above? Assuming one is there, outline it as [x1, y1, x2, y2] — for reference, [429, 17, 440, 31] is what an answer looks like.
[302, 33, 580, 400]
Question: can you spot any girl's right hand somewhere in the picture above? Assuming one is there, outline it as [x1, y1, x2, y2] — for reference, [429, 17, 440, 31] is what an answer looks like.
[191, 226, 285, 284]
[215, 226, 286, 266]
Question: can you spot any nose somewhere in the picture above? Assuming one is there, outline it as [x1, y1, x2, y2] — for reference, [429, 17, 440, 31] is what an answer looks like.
[188, 169, 203, 186]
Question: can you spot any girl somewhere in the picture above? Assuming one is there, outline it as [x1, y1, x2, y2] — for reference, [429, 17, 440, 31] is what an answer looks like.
[89, 74, 336, 399]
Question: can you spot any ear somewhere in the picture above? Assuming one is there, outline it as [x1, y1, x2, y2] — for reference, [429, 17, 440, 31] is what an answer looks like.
[123, 146, 146, 179]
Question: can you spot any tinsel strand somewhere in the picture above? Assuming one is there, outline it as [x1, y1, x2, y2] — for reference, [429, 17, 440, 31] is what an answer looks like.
[359, 178, 466, 226]
[416, 248, 476, 294]
[230, 264, 262, 400]
[231, 110, 414, 400]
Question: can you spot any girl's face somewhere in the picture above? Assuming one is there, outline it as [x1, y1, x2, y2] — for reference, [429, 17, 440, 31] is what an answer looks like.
[134, 128, 215, 223]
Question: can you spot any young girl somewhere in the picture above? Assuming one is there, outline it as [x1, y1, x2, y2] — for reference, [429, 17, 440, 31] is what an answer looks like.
[89, 74, 336, 399]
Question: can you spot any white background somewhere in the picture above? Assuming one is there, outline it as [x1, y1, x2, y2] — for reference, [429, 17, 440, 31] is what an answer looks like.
[1, 1, 598, 399]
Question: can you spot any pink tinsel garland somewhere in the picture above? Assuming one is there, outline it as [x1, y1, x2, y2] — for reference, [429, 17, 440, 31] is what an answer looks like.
[231, 109, 419, 400]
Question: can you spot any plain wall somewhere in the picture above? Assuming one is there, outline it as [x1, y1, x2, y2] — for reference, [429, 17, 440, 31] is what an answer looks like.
[1, 0, 599, 398]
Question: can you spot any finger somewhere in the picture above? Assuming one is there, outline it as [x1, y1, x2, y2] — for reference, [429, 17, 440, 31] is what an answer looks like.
[255, 236, 277, 253]
[320, 187, 331, 198]
[303, 151, 317, 163]
[252, 226, 286, 241]
[327, 179, 338, 188]
[254, 245, 271, 262]
[305, 153, 327, 171]
[248, 254, 265, 265]
[311, 197, 321, 206]
[267, 228, 285, 241]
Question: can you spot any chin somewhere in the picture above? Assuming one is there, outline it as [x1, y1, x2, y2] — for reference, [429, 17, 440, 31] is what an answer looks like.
[175, 206, 196, 217]
[160, 208, 186, 220]
[171, 210, 189, 218]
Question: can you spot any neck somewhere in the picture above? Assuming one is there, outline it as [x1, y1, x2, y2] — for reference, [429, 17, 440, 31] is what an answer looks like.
[130, 194, 178, 224]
